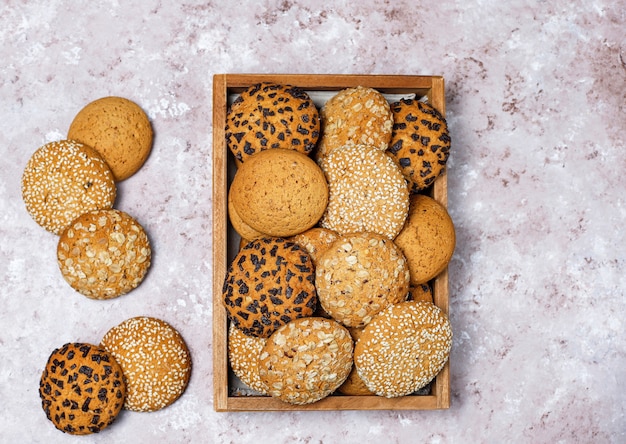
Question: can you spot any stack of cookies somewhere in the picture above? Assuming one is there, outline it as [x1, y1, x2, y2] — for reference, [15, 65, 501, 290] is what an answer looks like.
[222, 83, 455, 404]
[21, 97, 153, 300]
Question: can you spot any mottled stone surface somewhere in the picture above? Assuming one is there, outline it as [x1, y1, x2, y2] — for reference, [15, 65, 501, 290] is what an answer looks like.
[1, 0, 624, 442]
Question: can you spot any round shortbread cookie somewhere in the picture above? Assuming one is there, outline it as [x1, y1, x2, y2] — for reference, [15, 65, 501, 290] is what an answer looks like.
[39, 342, 126, 435]
[316, 86, 393, 164]
[21, 139, 116, 235]
[394, 194, 455, 285]
[57, 209, 151, 300]
[354, 301, 452, 398]
[100, 316, 192, 412]
[315, 232, 410, 328]
[319, 144, 409, 239]
[287, 227, 339, 266]
[336, 327, 374, 396]
[227, 323, 268, 394]
[387, 99, 451, 192]
[258, 317, 353, 405]
[225, 82, 320, 163]
[228, 186, 264, 241]
[68, 96, 153, 181]
[222, 237, 317, 338]
[230, 148, 329, 237]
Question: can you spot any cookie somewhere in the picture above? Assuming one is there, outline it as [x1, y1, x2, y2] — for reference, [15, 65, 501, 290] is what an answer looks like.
[39, 342, 126, 435]
[394, 194, 455, 285]
[21, 139, 116, 235]
[227, 323, 268, 394]
[100, 316, 192, 412]
[228, 186, 264, 241]
[336, 327, 374, 396]
[225, 83, 320, 163]
[222, 237, 317, 338]
[315, 232, 410, 328]
[316, 86, 393, 164]
[68, 96, 153, 181]
[57, 209, 151, 300]
[354, 301, 452, 398]
[408, 283, 433, 303]
[387, 99, 451, 192]
[319, 144, 409, 239]
[230, 148, 328, 237]
[287, 227, 339, 266]
[258, 317, 353, 405]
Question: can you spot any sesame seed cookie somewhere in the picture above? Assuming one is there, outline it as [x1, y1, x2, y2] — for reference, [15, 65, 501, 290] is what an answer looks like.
[222, 237, 317, 338]
[57, 209, 151, 300]
[68, 96, 153, 181]
[336, 327, 374, 396]
[394, 194, 455, 285]
[315, 232, 410, 328]
[39, 342, 126, 435]
[287, 227, 339, 266]
[21, 139, 116, 235]
[319, 144, 409, 239]
[316, 86, 393, 164]
[227, 323, 268, 395]
[387, 99, 451, 192]
[354, 301, 452, 398]
[258, 317, 353, 405]
[225, 83, 320, 163]
[230, 148, 329, 238]
[100, 316, 192, 412]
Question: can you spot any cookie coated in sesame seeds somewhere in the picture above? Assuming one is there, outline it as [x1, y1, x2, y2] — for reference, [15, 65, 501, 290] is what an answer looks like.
[57, 209, 151, 300]
[230, 148, 329, 238]
[394, 194, 456, 285]
[222, 237, 317, 338]
[387, 99, 451, 193]
[315, 232, 410, 328]
[225, 83, 320, 163]
[354, 301, 452, 398]
[21, 139, 116, 235]
[227, 323, 268, 395]
[315, 86, 393, 165]
[319, 144, 409, 239]
[39, 342, 126, 435]
[68, 96, 153, 182]
[100, 316, 192, 412]
[258, 317, 353, 405]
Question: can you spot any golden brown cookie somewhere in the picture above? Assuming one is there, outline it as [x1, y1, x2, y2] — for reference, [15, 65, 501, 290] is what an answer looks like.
[21, 139, 116, 235]
[319, 144, 409, 239]
[336, 327, 374, 396]
[354, 301, 452, 398]
[225, 83, 320, 163]
[68, 96, 153, 181]
[394, 194, 455, 285]
[222, 237, 317, 338]
[100, 316, 192, 412]
[57, 209, 151, 300]
[387, 99, 451, 192]
[39, 342, 126, 435]
[227, 323, 268, 394]
[228, 186, 264, 241]
[287, 227, 339, 266]
[258, 317, 353, 405]
[315, 232, 410, 328]
[408, 283, 433, 303]
[230, 148, 329, 237]
[316, 86, 393, 164]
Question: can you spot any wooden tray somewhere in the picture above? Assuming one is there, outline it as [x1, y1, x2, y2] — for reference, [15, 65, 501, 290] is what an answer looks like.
[212, 74, 450, 411]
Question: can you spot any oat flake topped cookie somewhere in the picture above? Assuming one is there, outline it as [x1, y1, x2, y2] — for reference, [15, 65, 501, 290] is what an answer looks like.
[21, 139, 116, 235]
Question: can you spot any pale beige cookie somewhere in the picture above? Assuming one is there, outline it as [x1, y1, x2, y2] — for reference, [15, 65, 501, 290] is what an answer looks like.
[320, 144, 409, 239]
[230, 149, 329, 237]
[21, 139, 116, 235]
[394, 194, 455, 285]
[68, 96, 153, 181]
[101, 316, 192, 412]
[315, 232, 410, 328]
[354, 301, 452, 398]
[258, 317, 353, 405]
[288, 227, 339, 266]
[228, 186, 264, 241]
[336, 327, 374, 396]
[39, 342, 126, 435]
[227, 323, 268, 394]
[57, 209, 151, 300]
[316, 86, 393, 164]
